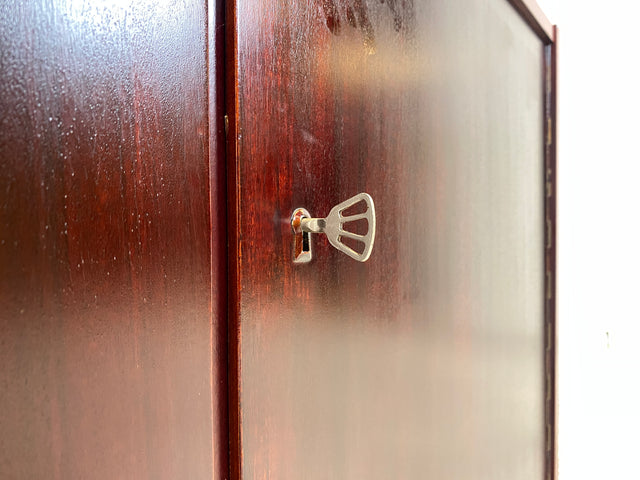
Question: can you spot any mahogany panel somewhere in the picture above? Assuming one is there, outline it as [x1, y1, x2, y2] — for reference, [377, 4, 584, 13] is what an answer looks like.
[229, 0, 549, 478]
[0, 1, 226, 478]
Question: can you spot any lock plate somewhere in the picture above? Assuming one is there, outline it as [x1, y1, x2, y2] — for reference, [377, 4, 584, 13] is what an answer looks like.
[291, 207, 312, 264]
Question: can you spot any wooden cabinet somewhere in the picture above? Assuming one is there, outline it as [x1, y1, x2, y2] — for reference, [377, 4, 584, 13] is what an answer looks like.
[0, 1, 227, 478]
[227, 1, 556, 478]
[1, 0, 555, 478]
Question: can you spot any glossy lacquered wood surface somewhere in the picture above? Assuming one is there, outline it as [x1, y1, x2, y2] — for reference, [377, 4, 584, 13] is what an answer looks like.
[230, 0, 547, 478]
[0, 1, 226, 478]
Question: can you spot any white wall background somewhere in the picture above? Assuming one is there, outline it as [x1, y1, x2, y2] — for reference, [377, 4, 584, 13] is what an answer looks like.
[535, 1, 640, 478]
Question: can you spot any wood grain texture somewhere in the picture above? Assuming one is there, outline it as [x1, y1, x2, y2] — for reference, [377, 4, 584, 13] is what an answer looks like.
[0, 0, 226, 478]
[229, 0, 550, 478]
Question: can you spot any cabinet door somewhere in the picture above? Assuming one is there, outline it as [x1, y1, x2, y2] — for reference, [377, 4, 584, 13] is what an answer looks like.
[0, 1, 227, 478]
[227, 0, 555, 478]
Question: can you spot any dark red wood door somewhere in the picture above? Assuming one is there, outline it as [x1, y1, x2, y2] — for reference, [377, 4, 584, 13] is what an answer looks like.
[228, 0, 555, 478]
[0, 1, 227, 478]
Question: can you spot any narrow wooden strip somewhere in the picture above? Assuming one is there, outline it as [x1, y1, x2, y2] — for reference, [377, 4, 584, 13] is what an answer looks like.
[506, 0, 554, 43]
